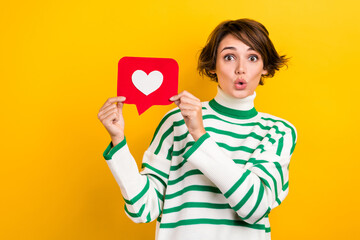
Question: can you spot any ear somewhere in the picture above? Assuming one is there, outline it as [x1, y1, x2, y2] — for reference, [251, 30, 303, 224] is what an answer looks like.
[262, 68, 268, 75]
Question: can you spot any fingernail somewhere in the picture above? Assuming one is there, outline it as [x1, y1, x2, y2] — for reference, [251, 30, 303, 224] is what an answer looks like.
[169, 97, 174, 101]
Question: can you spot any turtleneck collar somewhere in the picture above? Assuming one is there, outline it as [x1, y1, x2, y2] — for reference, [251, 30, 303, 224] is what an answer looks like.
[208, 86, 258, 119]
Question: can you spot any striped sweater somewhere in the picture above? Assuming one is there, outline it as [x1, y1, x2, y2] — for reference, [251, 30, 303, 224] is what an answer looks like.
[103, 87, 297, 240]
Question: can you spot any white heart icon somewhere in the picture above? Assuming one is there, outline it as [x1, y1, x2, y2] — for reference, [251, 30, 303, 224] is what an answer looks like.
[131, 70, 163, 96]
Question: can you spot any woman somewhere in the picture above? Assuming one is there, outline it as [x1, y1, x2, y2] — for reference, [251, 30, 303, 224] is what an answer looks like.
[98, 19, 297, 240]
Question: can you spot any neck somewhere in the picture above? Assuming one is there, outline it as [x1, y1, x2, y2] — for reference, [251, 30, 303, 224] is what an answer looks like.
[208, 86, 258, 119]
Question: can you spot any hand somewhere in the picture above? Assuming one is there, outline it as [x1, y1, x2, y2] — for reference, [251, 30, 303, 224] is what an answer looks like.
[97, 96, 126, 146]
[170, 91, 206, 141]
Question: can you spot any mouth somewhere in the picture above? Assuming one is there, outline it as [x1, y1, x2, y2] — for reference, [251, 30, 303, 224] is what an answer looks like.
[234, 79, 247, 90]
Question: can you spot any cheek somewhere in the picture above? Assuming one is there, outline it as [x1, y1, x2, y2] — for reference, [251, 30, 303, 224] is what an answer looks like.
[217, 76, 232, 90]
[218, 64, 233, 78]
[250, 66, 265, 78]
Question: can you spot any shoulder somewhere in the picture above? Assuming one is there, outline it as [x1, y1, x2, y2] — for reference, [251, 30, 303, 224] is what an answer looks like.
[258, 112, 298, 142]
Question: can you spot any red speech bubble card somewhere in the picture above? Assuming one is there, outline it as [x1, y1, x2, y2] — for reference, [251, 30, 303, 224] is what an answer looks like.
[117, 56, 179, 115]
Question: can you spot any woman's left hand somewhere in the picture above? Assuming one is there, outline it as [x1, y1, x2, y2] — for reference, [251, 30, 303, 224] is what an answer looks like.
[170, 91, 206, 141]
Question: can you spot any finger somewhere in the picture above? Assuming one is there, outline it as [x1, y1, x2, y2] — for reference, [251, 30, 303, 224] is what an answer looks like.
[170, 91, 199, 102]
[103, 112, 119, 124]
[178, 96, 201, 106]
[173, 99, 180, 107]
[101, 96, 126, 111]
[169, 91, 189, 102]
[100, 96, 126, 112]
[99, 108, 118, 122]
[178, 103, 197, 111]
[174, 99, 200, 111]
[98, 104, 117, 118]
[169, 93, 181, 102]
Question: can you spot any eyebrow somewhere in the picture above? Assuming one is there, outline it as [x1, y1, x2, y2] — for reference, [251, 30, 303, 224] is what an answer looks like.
[220, 46, 255, 52]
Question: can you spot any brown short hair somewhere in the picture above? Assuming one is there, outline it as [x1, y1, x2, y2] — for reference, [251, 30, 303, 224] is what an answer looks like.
[198, 19, 288, 85]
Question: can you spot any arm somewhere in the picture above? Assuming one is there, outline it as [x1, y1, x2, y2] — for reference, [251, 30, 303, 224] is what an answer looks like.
[98, 97, 174, 223]
[103, 133, 172, 223]
[170, 91, 297, 224]
[183, 124, 297, 224]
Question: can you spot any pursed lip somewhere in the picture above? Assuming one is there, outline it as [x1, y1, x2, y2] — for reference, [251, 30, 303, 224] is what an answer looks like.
[234, 78, 247, 90]
[234, 78, 247, 85]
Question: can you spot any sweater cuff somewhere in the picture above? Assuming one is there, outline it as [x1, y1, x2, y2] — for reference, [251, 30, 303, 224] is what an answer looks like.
[183, 132, 210, 160]
[103, 137, 127, 160]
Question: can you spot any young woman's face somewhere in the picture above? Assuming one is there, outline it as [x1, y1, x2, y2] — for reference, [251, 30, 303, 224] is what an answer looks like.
[212, 34, 268, 99]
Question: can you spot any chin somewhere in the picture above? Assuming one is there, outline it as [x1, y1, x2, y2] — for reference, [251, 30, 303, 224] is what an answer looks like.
[231, 90, 251, 99]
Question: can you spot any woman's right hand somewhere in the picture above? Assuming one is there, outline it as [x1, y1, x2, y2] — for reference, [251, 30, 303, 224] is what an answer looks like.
[97, 96, 126, 146]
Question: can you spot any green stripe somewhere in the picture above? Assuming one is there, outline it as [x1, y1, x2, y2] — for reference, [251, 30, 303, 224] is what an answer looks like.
[142, 163, 169, 179]
[254, 207, 271, 224]
[160, 218, 265, 230]
[154, 125, 174, 155]
[265, 133, 276, 144]
[276, 136, 284, 156]
[205, 127, 263, 141]
[124, 203, 145, 218]
[243, 184, 265, 220]
[233, 159, 247, 165]
[124, 178, 150, 205]
[146, 212, 151, 223]
[150, 109, 180, 145]
[174, 131, 190, 142]
[272, 125, 286, 136]
[172, 141, 195, 156]
[170, 159, 187, 171]
[203, 114, 270, 129]
[163, 202, 231, 214]
[233, 185, 254, 212]
[203, 114, 288, 140]
[248, 158, 269, 165]
[209, 99, 258, 119]
[273, 162, 284, 187]
[103, 137, 127, 160]
[254, 165, 278, 200]
[258, 175, 271, 191]
[147, 173, 166, 188]
[282, 181, 289, 191]
[216, 142, 255, 153]
[168, 169, 203, 185]
[266, 227, 271, 233]
[261, 117, 297, 154]
[173, 119, 186, 127]
[224, 170, 251, 198]
[256, 144, 266, 153]
[155, 189, 164, 201]
[206, 127, 277, 147]
[182, 133, 210, 160]
[166, 145, 173, 160]
[165, 185, 221, 200]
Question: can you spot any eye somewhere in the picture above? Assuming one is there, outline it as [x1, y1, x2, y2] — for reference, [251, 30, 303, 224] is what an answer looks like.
[224, 54, 235, 61]
[248, 55, 259, 62]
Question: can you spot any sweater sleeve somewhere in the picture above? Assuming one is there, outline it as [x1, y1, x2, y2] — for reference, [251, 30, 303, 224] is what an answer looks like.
[103, 110, 176, 223]
[183, 122, 297, 225]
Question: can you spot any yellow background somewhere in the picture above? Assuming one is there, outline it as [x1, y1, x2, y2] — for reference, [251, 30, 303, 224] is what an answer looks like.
[1, 0, 359, 239]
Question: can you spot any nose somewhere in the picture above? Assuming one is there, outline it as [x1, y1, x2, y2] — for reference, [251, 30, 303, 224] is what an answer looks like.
[235, 59, 246, 74]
